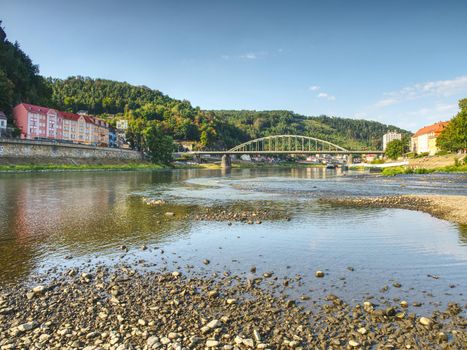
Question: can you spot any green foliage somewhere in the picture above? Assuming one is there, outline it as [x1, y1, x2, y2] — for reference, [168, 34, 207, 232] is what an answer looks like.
[385, 139, 408, 160]
[210, 110, 410, 150]
[381, 163, 466, 176]
[142, 122, 174, 164]
[47, 77, 411, 151]
[0, 22, 51, 115]
[436, 100, 467, 153]
[370, 158, 385, 164]
[0, 163, 166, 172]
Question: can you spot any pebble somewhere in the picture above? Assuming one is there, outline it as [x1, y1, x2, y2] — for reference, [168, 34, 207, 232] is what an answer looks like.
[206, 339, 219, 347]
[315, 271, 325, 278]
[419, 317, 433, 327]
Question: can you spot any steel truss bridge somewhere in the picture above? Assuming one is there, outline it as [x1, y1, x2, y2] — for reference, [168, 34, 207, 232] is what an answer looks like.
[186, 135, 383, 155]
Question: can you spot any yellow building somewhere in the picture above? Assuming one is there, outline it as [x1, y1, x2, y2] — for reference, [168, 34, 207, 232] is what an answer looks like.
[411, 121, 449, 155]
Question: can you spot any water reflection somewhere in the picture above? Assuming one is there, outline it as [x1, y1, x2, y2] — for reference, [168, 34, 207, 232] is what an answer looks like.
[0, 169, 466, 311]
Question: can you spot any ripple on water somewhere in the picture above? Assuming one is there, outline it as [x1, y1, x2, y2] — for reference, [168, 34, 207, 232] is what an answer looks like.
[0, 169, 465, 313]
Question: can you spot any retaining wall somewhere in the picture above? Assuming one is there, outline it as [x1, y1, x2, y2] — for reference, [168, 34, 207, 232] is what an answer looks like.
[0, 139, 143, 164]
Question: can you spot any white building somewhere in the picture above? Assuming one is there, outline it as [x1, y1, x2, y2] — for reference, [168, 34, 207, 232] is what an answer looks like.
[0, 111, 7, 131]
[382, 131, 402, 150]
[116, 119, 129, 130]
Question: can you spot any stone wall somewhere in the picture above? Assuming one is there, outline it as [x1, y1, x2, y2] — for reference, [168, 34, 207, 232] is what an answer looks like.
[0, 139, 143, 164]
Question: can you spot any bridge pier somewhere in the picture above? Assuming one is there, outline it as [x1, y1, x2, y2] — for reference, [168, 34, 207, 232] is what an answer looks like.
[347, 154, 353, 164]
[221, 154, 231, 168]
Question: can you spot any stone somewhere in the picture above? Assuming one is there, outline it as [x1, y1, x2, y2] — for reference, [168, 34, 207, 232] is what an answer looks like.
[38, 333, 51, 342]
[160, 337, 171, 345]
[349, 340, 360, 347]
[242, 338, 255, 348]
[226, 298, 237, 304]
[17, 321, 37, 332]
[419, 317, 433, 327]
[207, 319, 221, 329]
[357, 327, 367, 335]
[32, 285, 47, 294]
[146, 336, 159, 348]
[206, 339, 219, 347]
[400, 300, 408, 308]
[315, 271, 325, 278]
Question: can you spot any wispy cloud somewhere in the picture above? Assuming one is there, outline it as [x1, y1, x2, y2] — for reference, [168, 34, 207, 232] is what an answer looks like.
[374, 98, 398, 108]
[374, 76, 467, 107]
[222, 51, 268, 61]
[407, 103, 458, 119]
[309, 85, 320, 91]
[240, 52, 259, 60]
[317, 92, 336, 101]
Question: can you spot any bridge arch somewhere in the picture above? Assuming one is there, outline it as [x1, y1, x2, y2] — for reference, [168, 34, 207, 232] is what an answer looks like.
[228, 135, 349, 153]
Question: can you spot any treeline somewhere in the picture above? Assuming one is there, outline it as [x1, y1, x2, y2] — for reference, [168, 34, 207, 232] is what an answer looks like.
[0, 22, 412, 153]
[210, 110, 409, 150]
[437, 99, 467, 153]
[49, 77, 410, 150]
[48, 76, 249, 150]
[0, 21, 51, 116]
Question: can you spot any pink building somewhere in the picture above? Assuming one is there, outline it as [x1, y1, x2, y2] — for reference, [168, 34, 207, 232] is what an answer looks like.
[13, 103, 63, 140]
[13, 103, 110, 145]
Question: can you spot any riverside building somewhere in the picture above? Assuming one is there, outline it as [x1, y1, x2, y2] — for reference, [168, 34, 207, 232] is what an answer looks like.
[13, 103, 110, 146]
[410, 121, 449, 155]
[382, 131, 402, 150]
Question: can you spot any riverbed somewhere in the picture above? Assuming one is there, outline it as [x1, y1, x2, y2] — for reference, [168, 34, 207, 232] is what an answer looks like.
[0, 168, 465, 313]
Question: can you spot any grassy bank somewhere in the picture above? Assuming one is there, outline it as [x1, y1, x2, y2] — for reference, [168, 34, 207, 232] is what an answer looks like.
[381, 164, 467, 176]
[0, 163, 167, 172]
[175, 162, 325, 170]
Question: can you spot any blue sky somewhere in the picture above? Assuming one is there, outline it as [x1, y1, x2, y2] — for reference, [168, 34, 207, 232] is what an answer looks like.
[1, 0, 467, 131]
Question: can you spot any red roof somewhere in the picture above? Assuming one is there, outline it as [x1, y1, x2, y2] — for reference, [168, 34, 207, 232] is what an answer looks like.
[59, 111, 81, 121]
[16, 103, 108, 127]
[19, 103, 54, 115]
[413, 121, 449, 137]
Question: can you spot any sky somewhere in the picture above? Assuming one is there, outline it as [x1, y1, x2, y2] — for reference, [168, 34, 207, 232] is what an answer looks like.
[1, 0, 467, 131]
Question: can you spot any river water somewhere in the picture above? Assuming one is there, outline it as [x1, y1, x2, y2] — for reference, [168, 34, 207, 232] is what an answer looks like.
[0, 168, 466, 312]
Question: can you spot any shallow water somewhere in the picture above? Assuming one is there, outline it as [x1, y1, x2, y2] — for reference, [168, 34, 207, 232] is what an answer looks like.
[0, 168, 466, 312]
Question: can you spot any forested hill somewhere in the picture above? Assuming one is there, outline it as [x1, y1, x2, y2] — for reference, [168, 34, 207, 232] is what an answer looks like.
[0, 18, 410, 151]
[205, 110, 409, 150]
[0, 21, 50, 114]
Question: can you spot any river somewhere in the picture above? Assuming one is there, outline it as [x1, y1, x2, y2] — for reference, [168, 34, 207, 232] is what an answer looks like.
[0, 168, 466, 313]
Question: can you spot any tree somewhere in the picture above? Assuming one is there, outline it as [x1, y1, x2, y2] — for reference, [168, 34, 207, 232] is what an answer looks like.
[436, 100, 467, 153]
[385, 139, 407, 160]
[142, 122, 174, 164]
[0, 23, 51, 113]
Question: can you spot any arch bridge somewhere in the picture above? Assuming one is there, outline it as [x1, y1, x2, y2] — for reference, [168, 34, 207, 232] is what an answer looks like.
[189, 135, 383, 155]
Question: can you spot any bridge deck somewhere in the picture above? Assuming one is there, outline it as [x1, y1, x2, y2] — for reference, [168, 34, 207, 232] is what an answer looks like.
[185, 150, 384, 155]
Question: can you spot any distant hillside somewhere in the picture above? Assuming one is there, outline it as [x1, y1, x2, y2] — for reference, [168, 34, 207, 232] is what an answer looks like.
[0, 21, 410, 151]
[208, 110, 410, 150]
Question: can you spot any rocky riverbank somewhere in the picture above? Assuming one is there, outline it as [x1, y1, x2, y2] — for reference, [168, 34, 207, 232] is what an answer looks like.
[0, 267, 465, 350]
[320, 194, 467, 226]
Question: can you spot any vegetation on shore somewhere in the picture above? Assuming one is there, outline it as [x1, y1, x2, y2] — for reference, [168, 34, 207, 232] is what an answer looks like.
[0, 163, 167, 172]
[381, 162, 467, 176]
[436, 99, 467, 153]
[175, 162, 325, 170]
